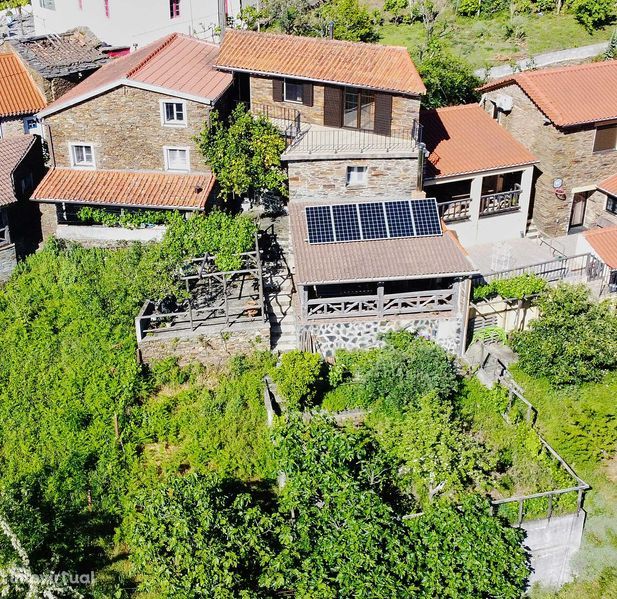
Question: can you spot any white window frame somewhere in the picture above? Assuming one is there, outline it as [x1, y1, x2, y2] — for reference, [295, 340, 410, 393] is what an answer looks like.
[69, 143, 95, 169]
[39, 0, 56, 9]
[160, 99, 187, 127]
[164, 146, 190, 172]
[284, 79, 304, 104]
[346, 165, 368, 187]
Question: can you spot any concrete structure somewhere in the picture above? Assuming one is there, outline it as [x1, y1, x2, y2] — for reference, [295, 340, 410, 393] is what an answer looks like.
[30, 0, 245, 48]
[481, 62, 617, 237]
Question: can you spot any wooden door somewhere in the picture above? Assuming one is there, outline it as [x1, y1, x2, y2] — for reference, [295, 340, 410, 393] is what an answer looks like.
[569, 192, 589, 228]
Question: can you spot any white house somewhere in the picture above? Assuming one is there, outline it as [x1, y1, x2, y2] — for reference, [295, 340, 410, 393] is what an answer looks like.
[31, 0, 247, 48]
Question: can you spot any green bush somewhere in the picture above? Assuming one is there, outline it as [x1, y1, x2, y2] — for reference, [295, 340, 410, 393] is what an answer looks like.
[473, 273, 548, 301]
[77, 206, 174, 229]
[511, 284, 617, 386]
[273, 350, 324, 410]
[472, 325, 508, 344]
[571, 0, 616, 32]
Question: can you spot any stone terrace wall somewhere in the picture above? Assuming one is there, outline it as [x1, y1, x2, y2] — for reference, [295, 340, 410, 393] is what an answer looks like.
[484, 84, 617, 237]
[287, 157, 419, 202]
[45, 86, 211, 172]
[138, 325, 271, 367]
[0, 244, 17, 283]
[299, 315, 464, 358]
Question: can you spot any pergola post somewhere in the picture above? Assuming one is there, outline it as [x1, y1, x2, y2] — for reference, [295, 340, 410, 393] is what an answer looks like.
[301, 286, 308, 320]
[223, 272, 229, 327]
[377, 282, 384, 317]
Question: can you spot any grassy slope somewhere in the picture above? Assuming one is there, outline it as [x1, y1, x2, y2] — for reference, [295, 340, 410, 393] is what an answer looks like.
[511, 368, 617, 597]
[378, 13, 614, 69]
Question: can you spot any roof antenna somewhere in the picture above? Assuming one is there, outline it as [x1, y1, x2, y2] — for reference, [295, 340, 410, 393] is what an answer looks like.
[328, 21, 334, 39]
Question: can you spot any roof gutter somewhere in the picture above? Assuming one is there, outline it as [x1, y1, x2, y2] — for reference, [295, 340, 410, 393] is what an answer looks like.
[297, 270, 480, 286]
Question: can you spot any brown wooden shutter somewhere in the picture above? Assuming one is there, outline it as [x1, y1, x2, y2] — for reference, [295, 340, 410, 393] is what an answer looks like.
[374, 93, 392, 136]
[302, 82, 314, 107]
[323, 85, 343, 127]
[272, 78, 283, 102]
[593, 125, 617, 152]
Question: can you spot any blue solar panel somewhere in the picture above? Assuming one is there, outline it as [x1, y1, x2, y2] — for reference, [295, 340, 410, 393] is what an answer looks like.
[410, 199, 442, 237]
[332, 204, 361, 241]
[384, 201, 414, 238]
[358, 202, 388, 240]
[306, 206, 334, 243]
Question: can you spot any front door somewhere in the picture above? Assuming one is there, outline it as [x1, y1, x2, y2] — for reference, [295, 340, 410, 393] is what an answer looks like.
[569, 191, 589, 229]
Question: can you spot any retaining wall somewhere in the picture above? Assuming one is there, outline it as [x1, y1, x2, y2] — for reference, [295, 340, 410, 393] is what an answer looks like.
[0, 244, 17, 283]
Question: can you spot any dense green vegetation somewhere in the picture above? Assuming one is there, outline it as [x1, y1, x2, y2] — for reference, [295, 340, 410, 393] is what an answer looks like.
[473, 273, 548, 301]
[76, 206, 176, 229]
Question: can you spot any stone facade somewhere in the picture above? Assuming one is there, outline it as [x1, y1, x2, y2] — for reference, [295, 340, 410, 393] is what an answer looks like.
[249, 75, 421, 131]
[0, 244, 17, 283]
[287, 157, 420, 201]
[0, 116, 28, 139]
[484, 84, 617, 237]
[585, 189, 617, 228]
[138, 326, 271, 367]
[298, 315, 464, 358]
[44, 86, 213, 172]
[39, 202, 58, 240]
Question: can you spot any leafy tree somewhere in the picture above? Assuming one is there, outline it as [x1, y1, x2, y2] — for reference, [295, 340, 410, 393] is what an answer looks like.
[363, 331, 459, 414]
[196, 104, 287, 201]
[417, 45, 482, 108]
[473, 273, 548, 301]
[123, 473, 276, 598]
[384, 0, 412, 22]
[316, 0, 380, 42]
[272, 350, 324, 409]
[511, 284, 617, 386]
[408, 495, 530, 599]
[572, 0, 616, 32]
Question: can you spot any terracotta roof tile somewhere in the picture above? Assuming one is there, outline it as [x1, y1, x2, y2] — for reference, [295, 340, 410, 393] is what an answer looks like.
[0, 53, 47, 117]
[422, 104, 537, 179]
[480, 61, 617, 127]
[31, 168, 215, 210]
[584, 226, 617, 269]
[215, 30, 425, 96]
[0, 135, 37, 206]
[40, 34, 233, 117]
[289, 201, 477, 285]
[598, 173, 617, 197]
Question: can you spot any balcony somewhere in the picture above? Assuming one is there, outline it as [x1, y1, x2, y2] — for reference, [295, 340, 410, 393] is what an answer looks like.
[479, 184, 522, 217]
[0, 225, 10, 247]
[438, 197, 472, 223]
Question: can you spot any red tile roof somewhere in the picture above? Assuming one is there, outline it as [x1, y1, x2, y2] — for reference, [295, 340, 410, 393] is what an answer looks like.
[215, 30, 426, 96]
[0, 53, 47, 117]
[480, 61, 617, 127]
[598, 173, 617, 197]
[289, 201, 476, 285]
[40, 34, 233, 117]
[31, 168, 215, 210]
[422, 104, 537, 179]
[0, 135, 37, 206]
[584, 226, 617, 269]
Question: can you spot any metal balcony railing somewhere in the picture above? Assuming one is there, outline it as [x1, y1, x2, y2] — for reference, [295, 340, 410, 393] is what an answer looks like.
[250, 103, 301, 141]
[479, 184, 522, 217]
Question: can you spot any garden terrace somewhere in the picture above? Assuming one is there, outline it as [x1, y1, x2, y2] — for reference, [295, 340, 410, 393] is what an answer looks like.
[135, 237, 266, 342]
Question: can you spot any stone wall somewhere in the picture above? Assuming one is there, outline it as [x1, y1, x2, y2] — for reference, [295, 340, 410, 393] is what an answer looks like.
[138, 325, 271, 367]
[287, 157, 420, 201]
[45, 86, 212, 172]
[0, 244, 17, 283]
[484, 84, 617, 237]
[298, 315, 464, 358]
[0, 116, 26, 138]
[39, 202, 58, 240]
[250, 75, 421, 130]
[584, 189, 617, 228]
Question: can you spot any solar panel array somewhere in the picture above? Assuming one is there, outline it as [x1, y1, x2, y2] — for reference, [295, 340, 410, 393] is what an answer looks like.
[306, 199, 442, 244]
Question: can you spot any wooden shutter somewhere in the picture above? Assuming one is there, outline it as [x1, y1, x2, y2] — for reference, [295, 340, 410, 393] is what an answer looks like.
[272, 78, 283, 102]
[593, 125, 617, 152]
[323, 85, 343, 127]
[302, 83, 314, 107]
[374, 93, 392, 136]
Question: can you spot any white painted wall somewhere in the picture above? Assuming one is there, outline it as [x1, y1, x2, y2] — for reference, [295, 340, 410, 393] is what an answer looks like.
[31, 0, 246, 47]
[426, 165, 534, 248]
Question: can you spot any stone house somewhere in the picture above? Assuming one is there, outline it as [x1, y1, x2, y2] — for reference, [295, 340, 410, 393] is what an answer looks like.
[215, 30, 426, 202]
[0, 135, 47, 281]
[33, 32, 233, 241]
[576, 225, 617, 292]
[0, 52, 47, 139]
[481, 61, 617, 237]
[588, 172, 617, 229]
[421, 104, 538, 247]
[1, 27, 111, 107]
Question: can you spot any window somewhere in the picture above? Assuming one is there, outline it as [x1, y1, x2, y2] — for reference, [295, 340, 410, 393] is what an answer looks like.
[104, 0, 110, 17]
[169, 0, 181, 18]
[343, 88, 374, 130]
[346, 166, 367, 187]
[70, 144, 95, 168]
[164, 147, 189, 172]
[607, 195, 617, 215]
[20, 173, 34, 196]
[593, 125, 617, 153]
[23, 117, 39, 134]
[284, 79, 304, 103]
[78, 0, 83, 9]
[39, 0, 56, 8]
[161, 101, 186, 126]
